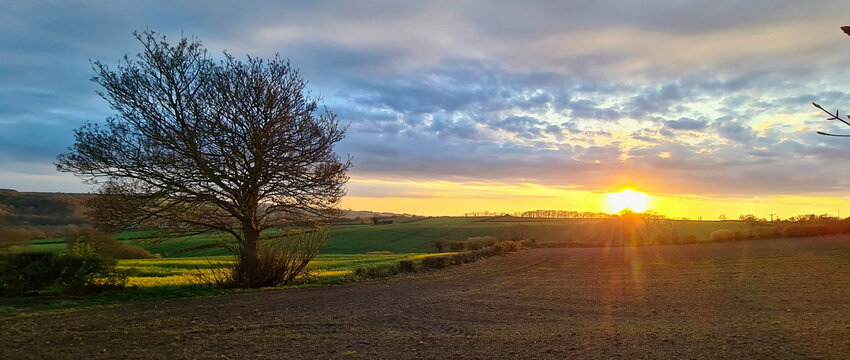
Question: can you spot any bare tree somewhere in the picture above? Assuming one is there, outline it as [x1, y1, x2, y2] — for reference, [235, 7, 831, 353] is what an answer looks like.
[813, 26, 850, 136]
[56, 31, 350, 287]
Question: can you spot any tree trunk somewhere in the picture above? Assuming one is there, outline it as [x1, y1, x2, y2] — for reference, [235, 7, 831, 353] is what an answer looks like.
[240, 223, 261, 287]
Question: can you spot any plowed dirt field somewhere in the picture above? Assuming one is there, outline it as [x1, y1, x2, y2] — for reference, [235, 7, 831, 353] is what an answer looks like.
[4, 236, 850, 359]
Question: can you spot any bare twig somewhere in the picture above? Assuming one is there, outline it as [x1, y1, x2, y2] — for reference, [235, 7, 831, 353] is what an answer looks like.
[813, 102, 850, 136]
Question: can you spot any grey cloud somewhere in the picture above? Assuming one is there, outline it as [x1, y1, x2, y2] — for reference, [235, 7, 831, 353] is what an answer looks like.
[6, 0, 850, 199]
[626, 83, 688, 119]
[565, 99, 621, 121]
[489, 115, 545, 139]
[712, 117, 755, 144]
[664, 118, 708, 131]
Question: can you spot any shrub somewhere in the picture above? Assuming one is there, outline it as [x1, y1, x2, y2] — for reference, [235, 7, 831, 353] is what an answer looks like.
[747, 227, 780, 239]
[57, 243, 127, 293]
[0, 252, 61, 293]
[354, 263, 400, 278]
[781, 224, 833, 238]
[465, 236, 499, 250]
[709, 230, 735, 242]
[0, 227, 34, 253]
[448, 241, 465, 252]
[492, 240, 522, 254]
[421, 255, 453, 269]
[353, 260, 419, 279]
[520, 239, 538, 248]
[451, 249, 486, 264]
[429, 238, 448, 252]
[65, 227, 153, 259]
[200, 227, 329, 288]
[0, 246, 126, 294]
[398, 260, 418, 273]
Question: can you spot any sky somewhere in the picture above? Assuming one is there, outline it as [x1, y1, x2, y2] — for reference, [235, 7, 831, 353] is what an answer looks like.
[3, 1, 850, 219]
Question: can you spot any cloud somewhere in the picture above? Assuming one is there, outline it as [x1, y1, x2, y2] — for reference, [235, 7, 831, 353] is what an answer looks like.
[664, 118, 708, 131]
[4, 0, 850, 201]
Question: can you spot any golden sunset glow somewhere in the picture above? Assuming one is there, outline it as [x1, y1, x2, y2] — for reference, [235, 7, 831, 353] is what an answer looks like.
[338, 177, 850, 219]
[605, 189, 650, 213]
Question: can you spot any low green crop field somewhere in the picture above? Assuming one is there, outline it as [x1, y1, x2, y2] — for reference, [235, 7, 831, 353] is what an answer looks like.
[5, 216, 761, 316]
[28, 216, 756, 257]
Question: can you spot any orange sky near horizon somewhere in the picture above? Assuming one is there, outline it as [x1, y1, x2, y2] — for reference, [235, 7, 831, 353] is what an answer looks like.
[340, 177, 850, 220]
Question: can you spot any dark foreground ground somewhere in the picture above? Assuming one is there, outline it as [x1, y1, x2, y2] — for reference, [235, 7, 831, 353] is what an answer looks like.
[4, 236, 850, 359]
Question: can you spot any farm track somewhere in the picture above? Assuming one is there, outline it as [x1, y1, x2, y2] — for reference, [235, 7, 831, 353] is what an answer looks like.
[4, 236, 850, 359]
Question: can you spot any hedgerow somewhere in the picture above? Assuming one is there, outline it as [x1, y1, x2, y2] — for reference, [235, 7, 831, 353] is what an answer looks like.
[0, 244, 127, 294]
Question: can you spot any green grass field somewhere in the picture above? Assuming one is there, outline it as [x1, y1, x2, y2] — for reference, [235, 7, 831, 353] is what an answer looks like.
[27, 216, 757, 257]
[20, 216, 758, 289]
[3, 216, 760, 315]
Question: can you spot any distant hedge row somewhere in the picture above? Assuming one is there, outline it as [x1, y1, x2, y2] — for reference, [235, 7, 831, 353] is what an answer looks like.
[0, 244, 127, 295]
[354, 239, 534, 279]
[710, 220, 850, 242]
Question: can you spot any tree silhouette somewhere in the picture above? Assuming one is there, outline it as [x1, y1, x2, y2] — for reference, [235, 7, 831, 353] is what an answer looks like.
[57, 31, 350, 287]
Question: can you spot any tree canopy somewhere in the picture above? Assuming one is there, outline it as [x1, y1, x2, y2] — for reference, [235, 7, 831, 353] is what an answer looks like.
[57, 31, 350, 287]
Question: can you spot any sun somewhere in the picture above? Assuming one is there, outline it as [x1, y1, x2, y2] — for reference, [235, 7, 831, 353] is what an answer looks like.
[606, 189, 650, 213]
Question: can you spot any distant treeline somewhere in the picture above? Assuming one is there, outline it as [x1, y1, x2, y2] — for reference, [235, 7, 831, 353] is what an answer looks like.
[463, 209, 665, 219]
[0, 190, 89, 227]
[712, 214, 850, 241]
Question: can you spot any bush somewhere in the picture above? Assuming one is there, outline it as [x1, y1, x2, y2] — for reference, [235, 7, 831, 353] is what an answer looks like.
[709, 229, 735, 242]
[0, 246, 126, 294]
[0, 252, 60, 293]
[65, 227, 153, 259]
[520, 239, 538, 248]
[223, 227, 329, 288]
[781, 224, 834, 238]
[353, 260, 419, 279]
[0, 227, 34, 253]
[747, 227, 780, 239]
[354, 263, 400, 278]
[448, 241, 465, 252]
[429, 238, 449, 252]
[492, 240, 522, 254]
[195, 227, 329, 288]
[451, 249, 486, 264]
[421, 255, 453, 269]
[57, 244, 127, 293]
[398, 260, 418, 273]
[465, 236, 498, 250]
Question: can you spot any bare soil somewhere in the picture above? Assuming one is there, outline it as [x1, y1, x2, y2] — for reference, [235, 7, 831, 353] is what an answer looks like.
[4, 236, 850, 359]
